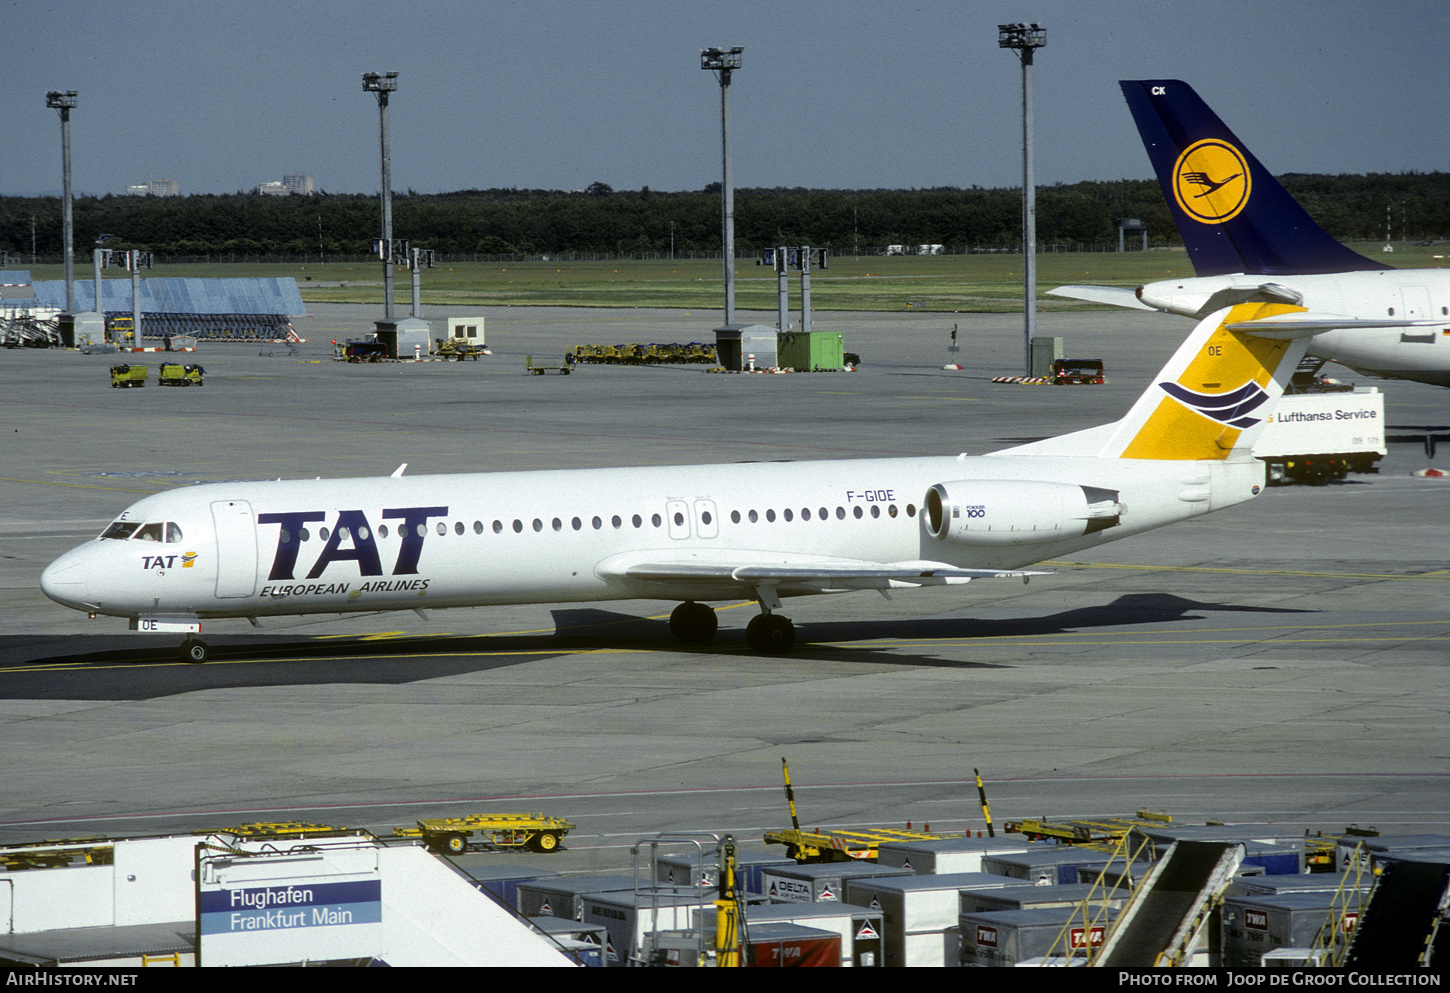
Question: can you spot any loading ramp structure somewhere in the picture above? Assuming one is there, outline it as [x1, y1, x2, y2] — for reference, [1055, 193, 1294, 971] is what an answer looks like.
[1342, 858, 1450, 970]
[1090, 840, 1245, 967]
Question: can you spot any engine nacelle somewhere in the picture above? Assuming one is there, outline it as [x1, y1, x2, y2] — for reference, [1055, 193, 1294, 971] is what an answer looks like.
[924, 479, 1122, 545]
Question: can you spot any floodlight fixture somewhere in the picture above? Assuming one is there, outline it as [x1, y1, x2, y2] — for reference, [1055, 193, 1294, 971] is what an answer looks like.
[998, 23, 1046, 376]
[701, 47, 743, 326]
[47, 91, 79, 314]
[362, 72, 399, 319]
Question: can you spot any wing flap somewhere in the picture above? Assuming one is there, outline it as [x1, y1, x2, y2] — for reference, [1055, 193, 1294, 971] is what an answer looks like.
[609, 558, 1046, 592]
[1228, 312, 1442, 339]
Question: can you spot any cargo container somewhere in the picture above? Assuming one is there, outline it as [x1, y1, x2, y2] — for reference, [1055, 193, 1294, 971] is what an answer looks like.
[761, 862, 912, 904]
[777, 331, 845, 371]
[959, 906, 1114, 967]
[517, 874, 638, 920]
[958, 882, 1127, 916]
[580, 886, 715, 967]
[652, 850, 795, 899]
[980, 847, 1122, 885]
[698, 902, 885, 967]
[1221, 893, 1342, 968]
[875, 837, 1041, 875]
[846, 873, 1018, 967]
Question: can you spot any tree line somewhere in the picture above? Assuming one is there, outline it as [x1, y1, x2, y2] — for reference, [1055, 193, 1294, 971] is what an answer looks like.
[1, 173, 1445, 262]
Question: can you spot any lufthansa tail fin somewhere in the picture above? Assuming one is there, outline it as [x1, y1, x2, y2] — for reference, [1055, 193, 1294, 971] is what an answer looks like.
[1119, 79, 1390, 278]
[996, 303, 1316, 462]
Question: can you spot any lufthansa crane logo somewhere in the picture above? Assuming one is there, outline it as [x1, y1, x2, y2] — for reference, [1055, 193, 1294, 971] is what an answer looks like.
[1172, 139, 1251, 224]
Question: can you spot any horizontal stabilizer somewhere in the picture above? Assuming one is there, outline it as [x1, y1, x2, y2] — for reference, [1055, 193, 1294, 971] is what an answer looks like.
[1047, 285, 1156, 310]
[1228, 313, 1444, 338]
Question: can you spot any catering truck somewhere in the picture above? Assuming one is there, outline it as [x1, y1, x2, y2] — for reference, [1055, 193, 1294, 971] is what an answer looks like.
[1252, 386, 1386, 485]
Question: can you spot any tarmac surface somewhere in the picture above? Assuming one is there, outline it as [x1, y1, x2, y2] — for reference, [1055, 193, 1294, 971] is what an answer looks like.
[1, 302, 1447, 873]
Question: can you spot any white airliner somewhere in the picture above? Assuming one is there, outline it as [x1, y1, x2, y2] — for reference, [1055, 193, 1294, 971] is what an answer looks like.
[1051, 80, 1450, 388]
[43, 302, 1316, 662]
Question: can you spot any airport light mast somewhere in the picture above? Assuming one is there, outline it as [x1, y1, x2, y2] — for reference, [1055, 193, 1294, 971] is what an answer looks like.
[998, 23, 1045, 376]
[701, 47, 743, 327]
[46, 91, 78, 315]
[362, 71, 398, 321]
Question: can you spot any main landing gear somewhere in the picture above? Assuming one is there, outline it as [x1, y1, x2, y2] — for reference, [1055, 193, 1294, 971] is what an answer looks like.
[180, 638, 209, 663]
[668, 600, 798, 653]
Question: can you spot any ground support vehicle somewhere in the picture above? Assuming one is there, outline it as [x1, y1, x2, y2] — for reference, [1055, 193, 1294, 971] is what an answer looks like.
[435, 337, 489, 360]
[1253, 387, 1385, 485]
[396, 813, 576, 854]
[109, 364, 146, 388]
[525, 354, 572, 375]
[764, 825, 948, 863]
[1052, 358, 1106, 384]
[158, 362, 205, 386]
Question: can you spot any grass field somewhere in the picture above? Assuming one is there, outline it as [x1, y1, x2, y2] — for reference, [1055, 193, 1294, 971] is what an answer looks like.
[20, 242, 1440, 313]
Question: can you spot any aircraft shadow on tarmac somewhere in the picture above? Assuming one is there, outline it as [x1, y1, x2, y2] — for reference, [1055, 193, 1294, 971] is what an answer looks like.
[0, 593, 1313, 701]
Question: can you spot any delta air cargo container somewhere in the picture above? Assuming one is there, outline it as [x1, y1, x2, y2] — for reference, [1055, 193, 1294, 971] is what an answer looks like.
[517, 875, 638, 920]
[761, 862, 912, 904]
[698, 902, 885, 967]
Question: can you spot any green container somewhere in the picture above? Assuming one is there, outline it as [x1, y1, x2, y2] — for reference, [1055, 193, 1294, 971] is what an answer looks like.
[777, 331, 845, 371]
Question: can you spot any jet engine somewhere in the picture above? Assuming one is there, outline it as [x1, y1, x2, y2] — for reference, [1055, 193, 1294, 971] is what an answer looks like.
[924, 480, 1122, 545]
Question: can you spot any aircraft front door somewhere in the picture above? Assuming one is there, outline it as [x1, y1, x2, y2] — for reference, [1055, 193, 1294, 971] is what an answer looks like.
[665, 500, 690, 540]
[210, 500, 258, 598]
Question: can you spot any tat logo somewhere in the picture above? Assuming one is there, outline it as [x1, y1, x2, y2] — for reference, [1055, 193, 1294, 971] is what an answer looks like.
[1172, 138, 1252, 224]
[257, 506, 447, 580]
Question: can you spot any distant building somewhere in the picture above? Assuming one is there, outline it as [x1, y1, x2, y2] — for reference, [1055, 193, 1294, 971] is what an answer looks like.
[127, 177, 179, 197]
[258, 174, 315, 196]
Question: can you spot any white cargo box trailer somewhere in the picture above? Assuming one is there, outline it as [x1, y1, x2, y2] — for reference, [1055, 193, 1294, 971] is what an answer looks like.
[1253, 387, 1386, 485]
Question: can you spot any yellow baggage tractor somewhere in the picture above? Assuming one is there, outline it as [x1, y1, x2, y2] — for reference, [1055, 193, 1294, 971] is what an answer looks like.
[159, 362, 205, 386]
[109, 364, 147, 388]
[396, 813, 576, 855]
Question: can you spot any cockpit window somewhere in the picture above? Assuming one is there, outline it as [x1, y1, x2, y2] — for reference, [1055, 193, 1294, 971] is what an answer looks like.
[100, 521, 141, 540]
[166, 522, 183, 543]
[133, 523, 165, 542]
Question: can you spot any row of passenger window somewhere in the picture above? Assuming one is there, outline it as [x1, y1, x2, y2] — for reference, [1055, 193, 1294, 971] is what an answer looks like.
[279, 503, 919, 544]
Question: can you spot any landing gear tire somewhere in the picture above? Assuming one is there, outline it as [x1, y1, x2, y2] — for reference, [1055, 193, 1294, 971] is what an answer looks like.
[746, 614, 796, 653]
[669, 602, 718, 645]
[180, 639, 208, 663]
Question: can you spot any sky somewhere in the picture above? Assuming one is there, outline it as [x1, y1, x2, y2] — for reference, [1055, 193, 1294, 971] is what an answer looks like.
[3, 0, 1445, 197]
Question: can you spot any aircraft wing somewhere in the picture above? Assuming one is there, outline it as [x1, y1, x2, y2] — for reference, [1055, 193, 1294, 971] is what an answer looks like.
[1047, 285, 1157, 311]
[1227, 312, 1444, 339]
[597, 554, 1046, 596]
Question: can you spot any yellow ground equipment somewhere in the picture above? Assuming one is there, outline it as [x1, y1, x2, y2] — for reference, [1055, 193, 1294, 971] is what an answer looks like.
[435, 337, 488, 361]
[525, 354, 572, 375]
[198, 822, 358, 842]
[1004, 810, 1173, 851]
[109, 364, 147, 388]
[764, 757, 949, 862]
[395, 813, 575, 855]
[158, 362, 205, 386]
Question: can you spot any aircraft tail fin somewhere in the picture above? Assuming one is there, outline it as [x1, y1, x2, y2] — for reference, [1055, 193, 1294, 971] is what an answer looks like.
[1119, 79, 1390, 277]
[1097, 302, 1313, 460]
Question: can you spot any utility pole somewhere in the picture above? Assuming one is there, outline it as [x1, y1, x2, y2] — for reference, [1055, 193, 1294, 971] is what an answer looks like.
[46, 91, 78, 315]
[998, 24, 1046, 376]
[362, 72, 398, 321]
[701, 47, 743, 327]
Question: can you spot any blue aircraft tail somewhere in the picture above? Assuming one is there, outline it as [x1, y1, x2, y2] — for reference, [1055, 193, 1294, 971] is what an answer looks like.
[1119, 79, 1389, 278]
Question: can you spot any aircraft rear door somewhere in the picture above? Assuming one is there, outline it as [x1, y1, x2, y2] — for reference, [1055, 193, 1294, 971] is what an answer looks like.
[210, 500, 258, 598]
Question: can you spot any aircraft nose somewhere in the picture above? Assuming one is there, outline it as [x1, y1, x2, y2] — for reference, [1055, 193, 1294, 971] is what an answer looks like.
[41, 552, 91, 609]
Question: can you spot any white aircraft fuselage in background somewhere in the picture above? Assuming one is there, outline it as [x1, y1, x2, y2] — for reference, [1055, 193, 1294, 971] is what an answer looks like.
[1052, 80, 1450, 388]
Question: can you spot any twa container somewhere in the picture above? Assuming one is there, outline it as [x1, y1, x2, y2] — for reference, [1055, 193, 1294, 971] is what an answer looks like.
[1228, 872, 1370, 899]
[1135, 826, 1305, 875]
[959, 906, 1112, 967]
[1221, 893, 1340, 968]
[845, 872, 1013, 968]
[875, 836, 1040, 875]
[761, 862, 911, 904]
[743, 923, 842, 967]
[698, 902, 885, 967]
